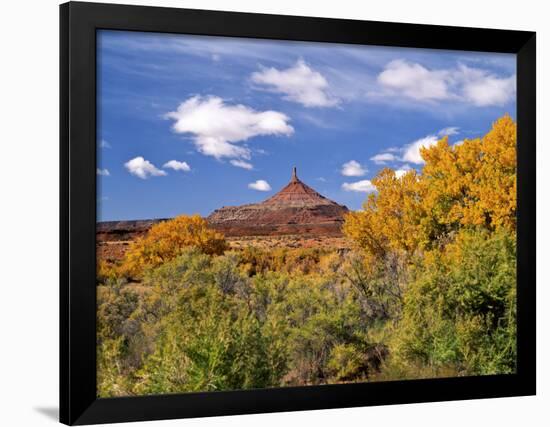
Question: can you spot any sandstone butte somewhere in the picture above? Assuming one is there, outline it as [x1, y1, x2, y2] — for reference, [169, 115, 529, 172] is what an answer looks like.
[97, 167, 350, 246]
[207, 167, 349, 237]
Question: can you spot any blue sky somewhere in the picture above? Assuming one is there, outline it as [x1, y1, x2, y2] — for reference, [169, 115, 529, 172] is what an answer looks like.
[97, 30, 516, 221]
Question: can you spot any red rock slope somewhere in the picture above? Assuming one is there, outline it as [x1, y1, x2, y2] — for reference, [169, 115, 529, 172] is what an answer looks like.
[207, 167, 349, 237]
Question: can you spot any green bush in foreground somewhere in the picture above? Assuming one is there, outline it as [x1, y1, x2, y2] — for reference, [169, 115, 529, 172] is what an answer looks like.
[97, 248, 392, 396]
[97, 228, 516, 396]
[384, 229, 516, 378]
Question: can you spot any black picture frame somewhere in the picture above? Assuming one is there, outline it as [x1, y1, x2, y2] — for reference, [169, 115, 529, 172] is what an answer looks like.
[60, 1, 536, 425]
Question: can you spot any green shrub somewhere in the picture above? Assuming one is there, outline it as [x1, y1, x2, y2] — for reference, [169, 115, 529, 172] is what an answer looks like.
[388, 228, 516, 376]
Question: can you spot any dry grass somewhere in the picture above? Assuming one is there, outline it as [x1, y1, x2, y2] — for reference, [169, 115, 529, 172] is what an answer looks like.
[97, 234, 353, 266]
[227, 234, 352, 250]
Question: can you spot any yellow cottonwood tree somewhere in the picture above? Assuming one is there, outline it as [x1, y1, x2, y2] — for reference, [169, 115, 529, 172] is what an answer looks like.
[343, 168, 426, 259]
[421, 114, 516, 232]
[344, 114, 517, 259]
[121, 214, 228, 277]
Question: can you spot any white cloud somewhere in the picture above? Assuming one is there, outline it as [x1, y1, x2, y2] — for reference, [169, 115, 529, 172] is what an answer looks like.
[341, 160, 366, 177]
[165, 96, 293, 162]
[438, 126, 460, 136]
[392, 127, 460, 166]
[248, 180, 271, 191]
[369, 128, 456, 169]
[402, 135, 439, 164]
[99, 139, 111, 149]
[370, 152, 397, 165]
[377, 59, 451, 101]
[377, 60, 516, 107]
[251, 59, 339, 107]
[395, 165, 412, 179]
[96, 168, 110, 176]
[456, 65, 516, 106]
[163, 160, 191, 172]
[124, 156, 167, 179]
[342, 179, 377, 193]
[230, 159, 254, 170]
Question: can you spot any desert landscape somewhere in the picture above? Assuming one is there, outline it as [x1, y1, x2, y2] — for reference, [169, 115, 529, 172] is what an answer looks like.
[97, 168, 352, 263]
[96, 29, 518, 398]
[96, 117, 518, 397]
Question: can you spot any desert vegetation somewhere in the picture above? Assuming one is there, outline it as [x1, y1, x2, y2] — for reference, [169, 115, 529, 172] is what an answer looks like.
[97, 115, 517, 397]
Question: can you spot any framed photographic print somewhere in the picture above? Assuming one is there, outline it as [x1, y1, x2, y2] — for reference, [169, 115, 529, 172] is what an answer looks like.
[60, 1, 536, 425]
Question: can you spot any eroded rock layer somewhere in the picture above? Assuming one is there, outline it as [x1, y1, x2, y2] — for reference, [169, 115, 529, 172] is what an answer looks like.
[207, 168, 349, 237]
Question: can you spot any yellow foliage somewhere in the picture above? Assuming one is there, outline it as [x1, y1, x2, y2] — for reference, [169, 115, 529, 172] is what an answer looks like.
[344, 114, 516, 259]
[97, 260, 120, 282]
[422, 114, 516, 231]
[121, 215, 228, 277]
[343, 168, 426, 259]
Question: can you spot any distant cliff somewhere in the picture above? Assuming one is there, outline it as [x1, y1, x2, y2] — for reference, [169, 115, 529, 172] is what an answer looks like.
[97, 218, 167, 242]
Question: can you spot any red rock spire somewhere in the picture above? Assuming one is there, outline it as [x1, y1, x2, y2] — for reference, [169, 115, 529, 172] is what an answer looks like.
[261, 166, 338, 206]
[207, 164, 350, 236]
